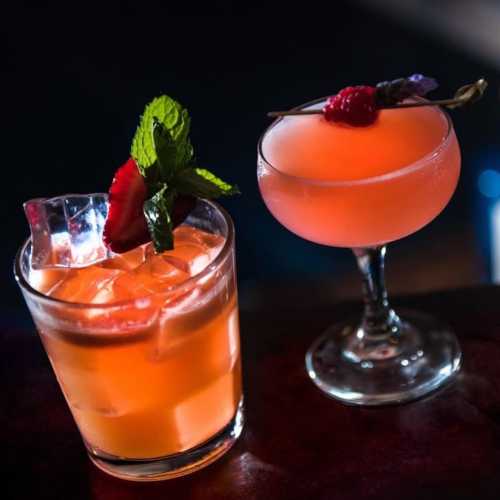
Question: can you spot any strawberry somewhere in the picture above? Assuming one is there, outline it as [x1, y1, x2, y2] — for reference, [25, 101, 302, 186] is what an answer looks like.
[103, 159, 198, 253]
[103, 158, 149, 253]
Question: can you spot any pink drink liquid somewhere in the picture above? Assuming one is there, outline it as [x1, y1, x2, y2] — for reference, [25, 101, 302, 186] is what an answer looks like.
[258, 102, 460, 247]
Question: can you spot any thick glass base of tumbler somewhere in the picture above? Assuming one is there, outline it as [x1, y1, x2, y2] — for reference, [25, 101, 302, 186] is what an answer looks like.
[305, 310, 461, 406]
[87, 401, 244, 481]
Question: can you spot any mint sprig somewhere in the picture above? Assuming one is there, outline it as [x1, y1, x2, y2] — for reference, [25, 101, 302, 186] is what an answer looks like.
[131, 95, 239, 252]
[176, 168, 240, 198]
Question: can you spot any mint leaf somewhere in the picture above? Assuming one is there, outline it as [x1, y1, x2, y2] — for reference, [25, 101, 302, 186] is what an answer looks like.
[143, 184, 175, 252]
[142, 119, 187, 195]
[131, 95, 193, 176]
[195, 169, 240, 195]
[152, 118, 177, 178]
[175, 168, 240, 198]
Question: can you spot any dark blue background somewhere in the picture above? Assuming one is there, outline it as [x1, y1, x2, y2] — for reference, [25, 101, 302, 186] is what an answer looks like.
[4, 2, 500, 313]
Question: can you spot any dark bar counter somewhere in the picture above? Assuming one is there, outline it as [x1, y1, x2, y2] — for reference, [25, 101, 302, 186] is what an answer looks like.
[3, 285, 500, 500]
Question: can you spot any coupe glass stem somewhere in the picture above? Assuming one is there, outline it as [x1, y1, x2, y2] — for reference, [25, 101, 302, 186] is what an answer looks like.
[353, 246, 401, 342]
[305, 242, 461, 402]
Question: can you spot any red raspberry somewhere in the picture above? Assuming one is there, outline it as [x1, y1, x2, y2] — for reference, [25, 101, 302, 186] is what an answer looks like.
[323, 86, 379, 126]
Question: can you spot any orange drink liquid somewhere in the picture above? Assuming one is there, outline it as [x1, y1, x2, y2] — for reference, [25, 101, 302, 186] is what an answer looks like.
[17, 211, 242, 470]
[258, 99, 460, 247]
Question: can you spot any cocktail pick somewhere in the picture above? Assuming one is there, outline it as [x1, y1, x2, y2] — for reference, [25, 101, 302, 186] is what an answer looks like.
[267, 76, 487, 125]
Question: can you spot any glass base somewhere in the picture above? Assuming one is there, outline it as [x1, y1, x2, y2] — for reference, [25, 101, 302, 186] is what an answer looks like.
[305, 310, 461, 406]
[87, 400, 244, 481]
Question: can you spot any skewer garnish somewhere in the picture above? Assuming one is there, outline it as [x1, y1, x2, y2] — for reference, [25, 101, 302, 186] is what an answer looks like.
[267, 75, 487, 126]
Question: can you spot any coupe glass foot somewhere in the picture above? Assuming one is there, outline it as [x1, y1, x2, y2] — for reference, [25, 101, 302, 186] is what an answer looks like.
[306, 309, 461, 406]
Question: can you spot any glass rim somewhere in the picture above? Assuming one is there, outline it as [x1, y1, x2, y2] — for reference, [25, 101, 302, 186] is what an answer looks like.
[14, 198, 235, 310]
[257, 95, 455, 187]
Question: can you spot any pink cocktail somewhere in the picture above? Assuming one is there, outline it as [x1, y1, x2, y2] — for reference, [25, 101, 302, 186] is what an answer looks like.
[258, 96, 462, 406]
[259, 99, 460, 247]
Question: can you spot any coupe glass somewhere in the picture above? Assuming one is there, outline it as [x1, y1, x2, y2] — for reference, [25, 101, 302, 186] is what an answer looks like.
[15, 196, 243, 480]
[257, 97, 462, 406]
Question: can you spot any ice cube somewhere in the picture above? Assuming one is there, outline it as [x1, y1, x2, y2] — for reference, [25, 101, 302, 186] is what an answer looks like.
[144, 242, 190, 274]
[24, 194, 111, 269]
[172, 373, 236, 450]
[49, 266, 124, 304]
[167, 244, 211, 276]
[29, 267, 70, 295]
[99, 243, 147, 271]
[110, 271, 157, 301]
[134, 254, 191, 293]
[143, 227, 225, 277]
[148, 288, 201, 362]
[173, 225, 225, 261]
[55, 361, 129, 417]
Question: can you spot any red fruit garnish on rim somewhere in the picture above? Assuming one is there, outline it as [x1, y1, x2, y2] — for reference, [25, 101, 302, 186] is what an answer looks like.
[323, 86, 379, 126]
[268, 76, 487, 128]
[103, 158, 198, 253]
[103, 158, 149, 253]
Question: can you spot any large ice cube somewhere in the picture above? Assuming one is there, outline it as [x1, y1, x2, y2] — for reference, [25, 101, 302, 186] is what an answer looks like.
[49, 266, 124, 304]
[133, 254, 191, 293]
[99, 244, 147, 271]
[154, 225, 225, 277]
[173, 225, 225, 263]
[24, 193, 110, 269]
[29, 267, 70, 295]
[172, 373, 236, 450]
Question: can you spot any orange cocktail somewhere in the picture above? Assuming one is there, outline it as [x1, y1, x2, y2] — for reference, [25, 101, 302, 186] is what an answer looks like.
[258, 98, 460, 247]
[15, 199, 242, 480]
